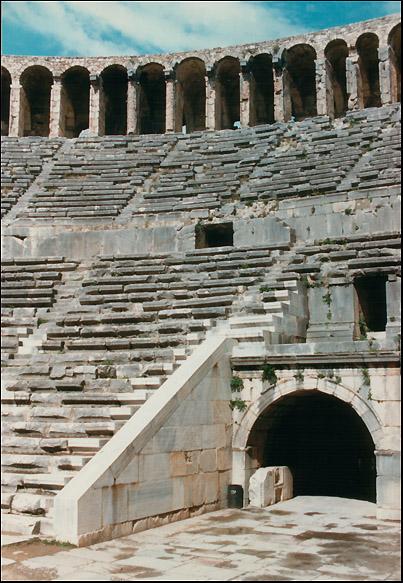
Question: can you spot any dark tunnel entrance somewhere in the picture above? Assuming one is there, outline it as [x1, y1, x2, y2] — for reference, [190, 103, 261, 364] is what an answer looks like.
[248, 391, 376, 503]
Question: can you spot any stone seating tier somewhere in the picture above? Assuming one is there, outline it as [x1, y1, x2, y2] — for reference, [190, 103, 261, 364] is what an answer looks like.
[1, 104, 400, 222]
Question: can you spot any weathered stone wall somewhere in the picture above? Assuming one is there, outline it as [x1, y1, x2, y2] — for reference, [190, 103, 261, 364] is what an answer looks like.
[2, 14, 400, 136]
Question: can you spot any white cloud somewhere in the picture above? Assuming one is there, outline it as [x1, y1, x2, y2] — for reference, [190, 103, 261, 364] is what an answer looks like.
[3, 0, 307, 56]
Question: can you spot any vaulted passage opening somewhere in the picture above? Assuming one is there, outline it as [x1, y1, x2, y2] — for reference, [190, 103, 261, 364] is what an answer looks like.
[61, 67, 90, 138]
[101, 65, 127, 135]
[286, 44, 317, 120]
[175, 58, 206, 133]
[248, 391, 376, 502]
[354, 275, 387, 334]
[215, 57, 240, 130]
[250, 54, 274, 126]
[20, 66, 53, 136]
[325, 39, 348, 117]
[139, 63, 166, 134]
[357, 33, 381, 108]
[389, 23, 401, 102]
[1, 67, 11, 136]
[195, 222, 234, 249]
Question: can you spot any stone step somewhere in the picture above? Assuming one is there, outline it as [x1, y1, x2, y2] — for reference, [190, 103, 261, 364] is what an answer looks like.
[229, 315, 274, 329]
[2, 471, 75, 491]
[1, 511, 41, 535]
[130, 376, 162, 389]
[2, 453, 92, 473]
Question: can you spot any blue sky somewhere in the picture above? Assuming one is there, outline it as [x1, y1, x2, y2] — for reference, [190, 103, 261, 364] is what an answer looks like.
[2, 1, 401, 57]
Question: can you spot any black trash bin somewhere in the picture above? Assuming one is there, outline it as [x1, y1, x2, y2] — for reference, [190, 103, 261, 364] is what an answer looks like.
[227, 484, 244, 508]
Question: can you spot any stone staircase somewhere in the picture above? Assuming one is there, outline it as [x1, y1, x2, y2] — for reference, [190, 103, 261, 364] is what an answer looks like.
[2, 244, 299, 536]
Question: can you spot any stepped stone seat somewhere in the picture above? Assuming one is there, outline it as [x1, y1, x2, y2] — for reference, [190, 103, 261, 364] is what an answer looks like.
[19, 135, 178, 220]
[136, 125, 287, 214]
[1, 258, 78, 364]
[243, 111, 391, 203]
[1, 137, 64, 218]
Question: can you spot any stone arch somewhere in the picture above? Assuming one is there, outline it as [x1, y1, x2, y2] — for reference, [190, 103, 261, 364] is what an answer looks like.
[138, 63, 166, 134]
[61, 66, 90, 138]
[234, 377, 382, 451]
[249, 53, 274, 126]
[325, 39, 349, 117]
[356, 32, 381, 108]
[20, 65, 53, 136]
[286, 44, 317, 119]
[388, 23, 401, 102]
[1, 67, 11, 136]
[233, 376, 383, 504]
[215, 56, 240, 130]
[175, 57, 206, 133]
[101, 65, 128, 135]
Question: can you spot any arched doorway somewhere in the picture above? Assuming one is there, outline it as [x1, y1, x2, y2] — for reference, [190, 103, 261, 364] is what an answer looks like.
[286, 44, 317, 120]
[215, 56, 240, 130]
[175, 58, 206, 133]
[325, 39, 349, 117]
[138, 63, 166, 134]
[356, 33, 381, 108]
[101, 65, 127, 135]
[388, 23, 401, 102]
[61, 66, 90, 138]
[20, 65, 53, 136]
[1, 67, 11, 136]
[247, 390, 376, 502]
[249, 54, 274, 126]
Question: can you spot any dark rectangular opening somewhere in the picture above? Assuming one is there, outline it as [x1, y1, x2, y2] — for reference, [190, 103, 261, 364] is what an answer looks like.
[195, 222, 234, 249]
[354, 275, 387, 333]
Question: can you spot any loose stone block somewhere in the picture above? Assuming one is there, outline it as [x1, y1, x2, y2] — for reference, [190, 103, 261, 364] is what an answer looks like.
[249, 466, 293, 507]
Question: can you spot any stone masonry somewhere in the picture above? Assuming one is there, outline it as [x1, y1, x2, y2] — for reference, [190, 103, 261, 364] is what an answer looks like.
[1, 14, 401, 545]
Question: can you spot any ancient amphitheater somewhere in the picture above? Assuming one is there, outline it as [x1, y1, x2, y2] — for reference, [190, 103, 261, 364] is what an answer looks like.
[1, 13, 401, 547]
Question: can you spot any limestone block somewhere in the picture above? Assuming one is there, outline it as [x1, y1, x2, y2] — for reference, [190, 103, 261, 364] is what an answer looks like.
[77, 488, 103, 535]
[165, 398, 212, 426]
[217, 448, 232, 471]
[139, 453, 170, 482]
[102, 485, 129, 527]
[127, 478, 184, 521]
[153, 426, 202, 452]
[249, 466, 293, 507]
[376, 475, 401, 507]
[376, 451, 400, 477]
[115, 456, 139, 485]
[11, 493, 51, 515]
[201, 424, 227, 449]
[381, 402, 401, 427]
[212, 400, 232, 424]
[170, 451, 199, 477]
[199, 449, 217, 473]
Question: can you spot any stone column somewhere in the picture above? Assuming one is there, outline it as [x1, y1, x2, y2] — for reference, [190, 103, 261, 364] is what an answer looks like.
[316, 58, 334, 118]
[273, 68, 291, 122]
[165, 69, 175, 133]
[89, 74, 105, 136]
[378, 46, 394, 105]
[127, 68, 140, 134]
[49, 76, 62, 137]
[376, 450, 401, 520]
[8, 84, 24, 137]
[346, 53, 363, 110]
[205, 66, 216, 131]
[240, 60, 251, 127]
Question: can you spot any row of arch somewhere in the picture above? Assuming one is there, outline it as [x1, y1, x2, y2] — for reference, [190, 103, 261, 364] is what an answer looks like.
[1, 24, 400, 137]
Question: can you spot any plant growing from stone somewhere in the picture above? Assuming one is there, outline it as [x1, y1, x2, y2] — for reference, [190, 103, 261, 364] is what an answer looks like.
[230, 376, 244, 392]
[361, 367, 371, 387]
[294, 369, 304, 382]
[229, 399, 248, 412]
[262, 363, 277, 385]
